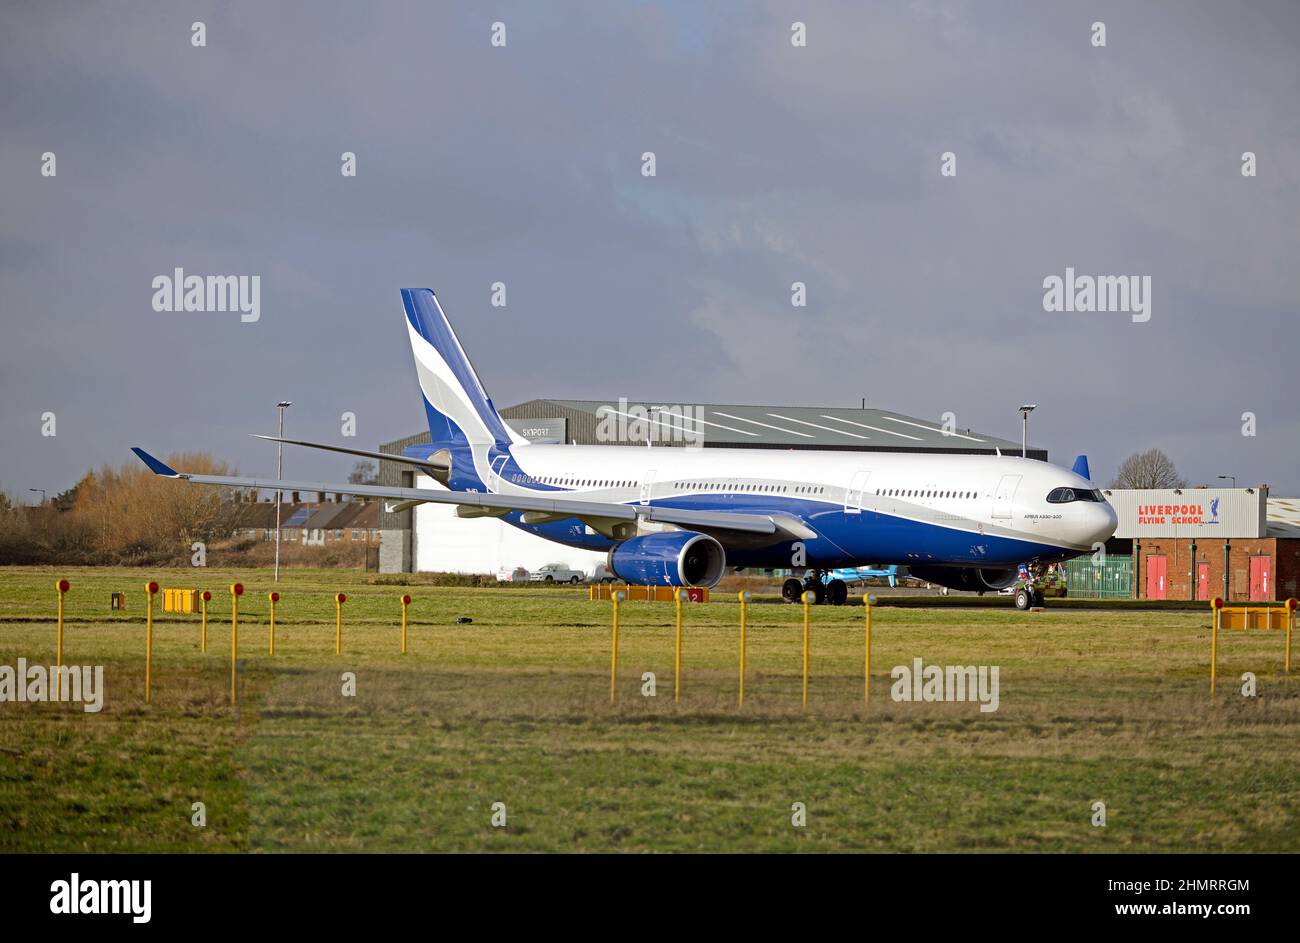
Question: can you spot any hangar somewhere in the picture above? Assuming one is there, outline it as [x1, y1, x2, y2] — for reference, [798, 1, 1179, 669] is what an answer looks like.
[377, 399, 1034, 575]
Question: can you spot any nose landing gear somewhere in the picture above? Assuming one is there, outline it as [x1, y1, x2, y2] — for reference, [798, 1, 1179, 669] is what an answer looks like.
[1014, 586, 1045, 610]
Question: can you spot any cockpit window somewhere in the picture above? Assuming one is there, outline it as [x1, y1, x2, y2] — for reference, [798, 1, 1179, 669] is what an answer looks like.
[1047, 487, 1104, 503]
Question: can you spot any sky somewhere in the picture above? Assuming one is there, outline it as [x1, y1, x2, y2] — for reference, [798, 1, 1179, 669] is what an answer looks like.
[2, 0, 1298, 500]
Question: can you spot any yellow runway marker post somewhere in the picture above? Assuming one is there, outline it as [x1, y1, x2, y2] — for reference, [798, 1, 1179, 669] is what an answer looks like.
[737, 591, 751, 707]
[801, 591, 813, 707]
[335, 593, 347, 655]
[610, 590, 625, 704]
[674, 590, 684, 703]
[144, 581, 159, 704]
[1210, 596, 1222, 701]
[401, 594, 412, 654]
[864, 593, 875, 705]
[1287, 598, 1297, 673]
[267, 591, 279, 655]
[230, 582, 243, 705]
[55, 579, 69, 700]
[200, 590, 211, 654]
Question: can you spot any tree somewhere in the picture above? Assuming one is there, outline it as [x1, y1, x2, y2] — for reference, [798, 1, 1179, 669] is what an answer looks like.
[1108, 448, 1187, 490]
[348, 460, 378, 485]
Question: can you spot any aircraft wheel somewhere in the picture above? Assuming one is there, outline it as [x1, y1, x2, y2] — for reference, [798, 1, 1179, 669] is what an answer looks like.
[782, 578, 804, 603]
[826, 579, 848, 606]
[802, 581, 826, 606]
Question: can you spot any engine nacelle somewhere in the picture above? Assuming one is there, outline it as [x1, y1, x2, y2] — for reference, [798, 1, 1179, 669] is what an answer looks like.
[908, 565, 1019, 593]
[608, 532, 726, 588]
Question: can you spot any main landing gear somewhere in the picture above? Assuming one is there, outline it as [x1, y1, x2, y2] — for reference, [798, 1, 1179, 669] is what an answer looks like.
[781, 570, 849, 606]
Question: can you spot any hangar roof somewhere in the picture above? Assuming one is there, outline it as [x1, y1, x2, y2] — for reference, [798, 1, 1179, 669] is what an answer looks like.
[498, 398, 1038, 457]
[1267, 498, 1300, 538]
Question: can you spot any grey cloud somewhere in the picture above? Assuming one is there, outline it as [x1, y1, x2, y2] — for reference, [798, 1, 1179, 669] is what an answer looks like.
[1, 0, 1296, 498]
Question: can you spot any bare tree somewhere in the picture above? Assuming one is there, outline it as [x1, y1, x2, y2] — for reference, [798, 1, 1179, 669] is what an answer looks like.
[1108, 448, 1187, 489]
[348, 460, 378, 485]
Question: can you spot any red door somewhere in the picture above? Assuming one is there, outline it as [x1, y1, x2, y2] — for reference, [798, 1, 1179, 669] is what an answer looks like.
[1146, 555, 1168, 599]
[1196, 562, 1210, 601]
[1249, 556, 1272, 601]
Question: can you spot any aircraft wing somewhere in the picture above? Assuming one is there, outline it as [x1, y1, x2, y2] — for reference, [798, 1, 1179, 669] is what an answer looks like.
[249, 435, 450, 481]
[131, 447, 786, 541]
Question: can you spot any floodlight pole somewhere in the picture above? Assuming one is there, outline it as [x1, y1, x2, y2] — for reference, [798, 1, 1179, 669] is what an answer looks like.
[273, 401, 292, 583]
[1018, 404, 1037, 459]
[1217, 475, 1236, 489]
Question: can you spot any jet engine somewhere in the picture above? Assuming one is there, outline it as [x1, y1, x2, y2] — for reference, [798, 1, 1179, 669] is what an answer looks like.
[608, 532, 726, 588]
[907, 565, 1020, 593]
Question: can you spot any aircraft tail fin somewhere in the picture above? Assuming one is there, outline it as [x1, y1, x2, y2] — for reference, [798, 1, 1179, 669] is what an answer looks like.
[400, 288, 524, 452]
[1071, 454, 1091, 480]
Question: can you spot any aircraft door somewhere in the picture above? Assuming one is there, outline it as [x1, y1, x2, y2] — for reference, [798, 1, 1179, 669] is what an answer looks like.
[490, 454, 509, 491]
[992, 474, 1021, 519]
[639, 470, 656, 506]
[844, 470, 872, 514]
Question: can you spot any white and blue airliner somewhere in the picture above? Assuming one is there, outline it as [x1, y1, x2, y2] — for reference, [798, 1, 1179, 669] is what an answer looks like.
[133, 288, 1117, 604]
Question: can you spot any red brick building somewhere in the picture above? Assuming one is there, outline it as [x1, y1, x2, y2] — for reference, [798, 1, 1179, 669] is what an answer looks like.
[1130, 533, 1299, 602]
[1106, 489, 1300, 602]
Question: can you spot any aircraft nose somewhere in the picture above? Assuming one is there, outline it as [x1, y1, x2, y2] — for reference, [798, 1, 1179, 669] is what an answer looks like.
[1088, 501, 1119, 546]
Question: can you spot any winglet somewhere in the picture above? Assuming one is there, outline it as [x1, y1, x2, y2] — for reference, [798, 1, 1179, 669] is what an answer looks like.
[1071, 454, 1091, 480]
[131, 447, 181, 477]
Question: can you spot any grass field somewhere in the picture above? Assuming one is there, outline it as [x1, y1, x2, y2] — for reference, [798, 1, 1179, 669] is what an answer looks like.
[2, 566, 1297, 853]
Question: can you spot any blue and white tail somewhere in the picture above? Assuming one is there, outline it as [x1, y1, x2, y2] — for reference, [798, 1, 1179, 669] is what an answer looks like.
[401, 288, 527, 493]
[401, 288, 524, 453]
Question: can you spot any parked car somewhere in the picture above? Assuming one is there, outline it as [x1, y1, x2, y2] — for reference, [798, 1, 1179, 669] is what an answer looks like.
[528, 563, 585, 584]
[590, 563, 617, 584]
[495, 566, 529, 582]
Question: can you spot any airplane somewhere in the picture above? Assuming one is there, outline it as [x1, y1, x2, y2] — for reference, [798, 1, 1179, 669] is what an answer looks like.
[823, 565, 902, 589]
[132, 288, 1118, 606]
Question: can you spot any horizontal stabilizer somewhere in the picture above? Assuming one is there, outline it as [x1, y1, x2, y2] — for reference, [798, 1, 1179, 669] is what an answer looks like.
[251, 435, 449, 478]
[130, 447, 180, 477]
